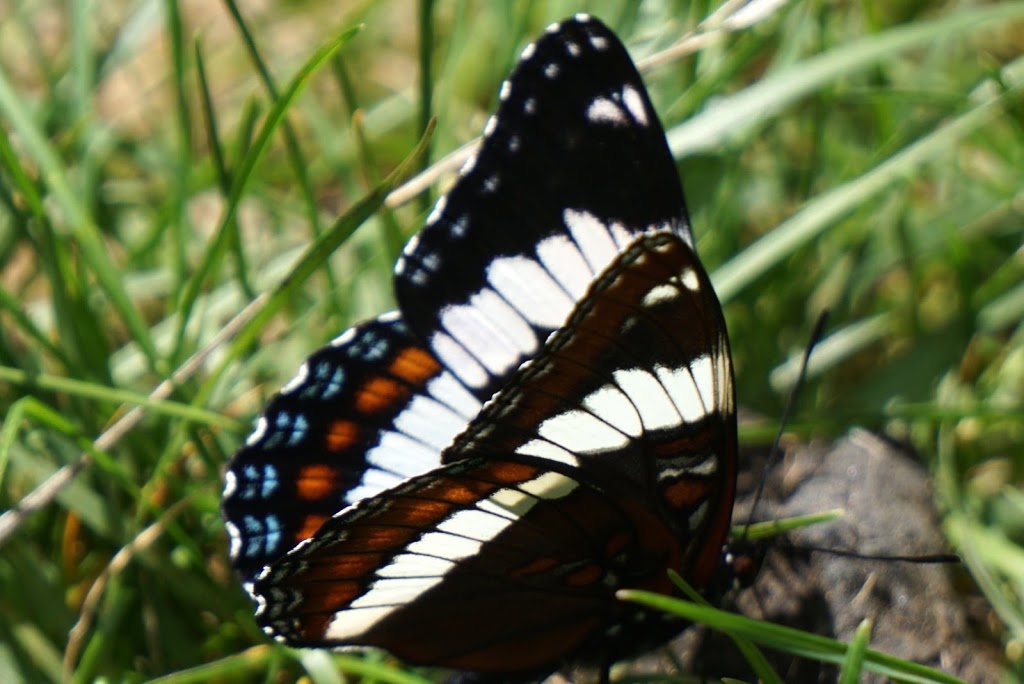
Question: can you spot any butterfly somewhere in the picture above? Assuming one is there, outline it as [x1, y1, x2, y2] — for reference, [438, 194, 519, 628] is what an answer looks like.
[222, 13, 736, 678]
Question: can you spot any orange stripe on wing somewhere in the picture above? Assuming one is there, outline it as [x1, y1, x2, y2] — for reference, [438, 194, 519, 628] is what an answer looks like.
[565, 563, 603, 587]
[510, 556, 559, 577]
[355, 377, 408, 413]
[325, 419, 360, 452]
[295, 464, 340, 501]
[663, 477, 713, 509]
[296, 513, 330, 543]
[487, 461, 539, 484]
[388, 346, 440, 384]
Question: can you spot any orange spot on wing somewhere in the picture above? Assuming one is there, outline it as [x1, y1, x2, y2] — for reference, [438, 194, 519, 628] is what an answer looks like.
[319, 580, 363, 607]
[395, 499, 452, 525]
[291, 578, 364, 617]
[297, 513, 329, 542]
[421, 474, 501, 505]
[389, 347, 440, 384]
[604, 532, 631, 558]
[437, 483, 486, 504]
[300, 552, 389, 581]
[325, 420, 359, 452]
[488, 461, 538, 483]
[510, 557, 559, 577]
[295, 464, 339, 501]
[355, 377, 407, 413]
[349, 527, 418, 551]
[565, 563, 603, 587]
[663, 478, 712, 509]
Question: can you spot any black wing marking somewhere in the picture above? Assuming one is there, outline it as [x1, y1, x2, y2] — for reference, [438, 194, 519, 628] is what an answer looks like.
[394, 15, 692, 401]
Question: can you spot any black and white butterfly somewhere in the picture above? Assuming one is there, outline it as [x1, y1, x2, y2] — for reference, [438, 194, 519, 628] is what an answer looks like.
[222, 13, 736, 678]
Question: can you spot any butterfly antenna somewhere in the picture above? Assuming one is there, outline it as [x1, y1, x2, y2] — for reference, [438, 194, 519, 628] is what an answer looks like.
[771, 542, 961, 564]
[741, 310, 830, 538]
[738, 312, 962, 567]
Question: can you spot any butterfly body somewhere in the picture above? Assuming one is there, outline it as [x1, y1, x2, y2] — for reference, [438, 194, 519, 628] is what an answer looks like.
[223, 13, 736, 678]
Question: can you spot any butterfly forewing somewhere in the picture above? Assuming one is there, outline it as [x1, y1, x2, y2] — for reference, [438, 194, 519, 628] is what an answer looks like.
[395, 16, 693, 402]
[222, 314, 481, 589]
[253, 234, 732, 670]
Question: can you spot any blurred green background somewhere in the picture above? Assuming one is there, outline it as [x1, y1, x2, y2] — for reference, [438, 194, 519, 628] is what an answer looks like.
[0, 1, 1021, 682]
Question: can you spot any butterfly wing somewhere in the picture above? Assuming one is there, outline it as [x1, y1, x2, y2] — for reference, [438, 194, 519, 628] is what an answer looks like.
[255, 456, 679, 672]
[222, 314, 481, 590]
[395, 15, 693, 403]
[252, 233, 735, 671]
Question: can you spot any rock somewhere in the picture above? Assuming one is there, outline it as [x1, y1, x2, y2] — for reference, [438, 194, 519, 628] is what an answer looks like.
[622, 429, 1004, 683]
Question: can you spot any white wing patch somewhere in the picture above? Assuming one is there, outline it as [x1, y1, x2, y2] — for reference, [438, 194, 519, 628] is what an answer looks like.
[583, 385, 642, 438]
[622, 85, 648, 126]
[613, 368, 682, 430]
[537, 409, 630, 453]
[424, 212, 672, 390]
[717, 343, 735, 412]
[426, 372, 482, 418]
[564, 209, 622, 271]
[365, 433, 437, 476]
[642, 283, 681, 307]
[655, 362, 710, 423]
[587, 97, 627, 126]
[487, 255, 575, 328]
[586, 85, 650, 128]
[514, 348, 728, 467]
[392, 396, 468, 450]
[515, 439, 580, 466]
[432, 332, 489, 389]
[537, 235, 593, 300]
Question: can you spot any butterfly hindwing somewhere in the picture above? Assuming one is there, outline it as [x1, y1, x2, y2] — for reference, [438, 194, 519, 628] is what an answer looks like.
[254, 456, 681, 672]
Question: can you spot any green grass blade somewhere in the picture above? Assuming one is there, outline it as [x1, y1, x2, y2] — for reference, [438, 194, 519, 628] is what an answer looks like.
[0, 65, 160, 370]
[622, 589, 965, 684]
[668, 2, 1024, 156]
[175, 24, 362, 330]
[713, 71, 1023, 302]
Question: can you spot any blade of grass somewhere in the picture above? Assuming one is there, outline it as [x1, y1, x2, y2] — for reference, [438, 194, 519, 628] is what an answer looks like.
[667, 2, 1024, 156]
[0, 364, 238, 429]
[621, 589, 965, 684]
[417, 0, 436, 215]
[769, 313, 891, 391]
[163, 0, 193, 312]
[838, 619, 872, 684]
[734, 509, 845, 541]
[0, 117, 431, 551]
[220, 0, 341, 318]
[175, 24, 363, 340]
[712, 66, 1024, 303]
[220, 118, 435, 361]
[666, 570, 782, 684]
[0, 59, 161, 371]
